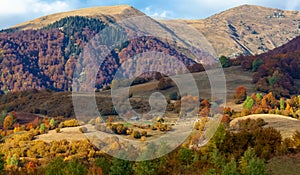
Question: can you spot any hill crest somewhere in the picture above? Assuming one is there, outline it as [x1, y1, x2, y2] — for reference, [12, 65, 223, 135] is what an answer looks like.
[11, 5, 144, 30]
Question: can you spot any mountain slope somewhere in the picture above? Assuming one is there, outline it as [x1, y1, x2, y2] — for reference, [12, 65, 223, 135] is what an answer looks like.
[162, 5, 300, 57]
[0, 10, 204, 92]
[2, 5, 300, 92]
[11, 5, 144, 31]
[238, 29, 300, 97]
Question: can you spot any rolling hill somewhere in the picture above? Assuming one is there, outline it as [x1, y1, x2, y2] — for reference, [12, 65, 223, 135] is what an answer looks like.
[1, 5, 300, 92]
[10, 5, 144, 31]
[163, 5, 300, 57]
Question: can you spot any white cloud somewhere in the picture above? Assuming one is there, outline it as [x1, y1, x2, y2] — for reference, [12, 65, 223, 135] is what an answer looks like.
[143, 6, 173, 19]
[1, 0, 300, 29]
[0, 0, 72, 16]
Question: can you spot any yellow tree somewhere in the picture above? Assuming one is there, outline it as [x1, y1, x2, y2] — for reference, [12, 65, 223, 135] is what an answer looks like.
[3, 115, 14, 129]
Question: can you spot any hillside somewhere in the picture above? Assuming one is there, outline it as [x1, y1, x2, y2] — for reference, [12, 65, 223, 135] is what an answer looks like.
[0, 14, 203, 92]
[10, 5, 144, 31]
[237, 27, 300, 97]
[163, 5, 300, 57]
[9, 5, 300, 58]
[230, 114, 300, 138]
[1, 5, 300, 92]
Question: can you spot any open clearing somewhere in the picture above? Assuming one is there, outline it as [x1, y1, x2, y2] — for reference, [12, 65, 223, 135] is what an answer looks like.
[36, 122, 193, 146]
[35, 125, 88, 142]
[230, 114, 300, 138]
[267, 153, 300, 175]
[125, 66, 255, 103]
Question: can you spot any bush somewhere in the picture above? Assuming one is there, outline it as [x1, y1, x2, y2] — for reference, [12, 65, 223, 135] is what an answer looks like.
[55, 128, 60, 133]
[3, 115, 14, 129]
[169, 91, 180, 100]
[252, 59, 264, 72]
[234, 86, 247, 104]
[243, 96, 254, 110]
[131, 130, 141, 139]
[219, 56, 231, 68]
[79, 127, 88, 133]
[62, 119, 79, 127]
[0, 154, 4, 171]
[39, 123, 46, 133]
[141, 136, 146, 141]
[6, 153, 19, 166]
[109, 158, 133, 175]
[45, 157, 87, 175]
[95, 157, 111, 175]
[141, 131, 147, 137]
[50, 118, 55, 127]
[64, 160, 87, 175]
[239, 148, 266, 175]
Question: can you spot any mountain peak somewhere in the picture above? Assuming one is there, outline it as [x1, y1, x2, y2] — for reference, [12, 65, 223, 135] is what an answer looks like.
[11, 5, 144, 30]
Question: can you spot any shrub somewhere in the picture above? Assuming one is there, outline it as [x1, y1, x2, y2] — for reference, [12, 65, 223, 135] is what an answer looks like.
[6, 153, 19, 166]
[131, 131, 141, 139]
[219, 56, 231, 68]
[252, 59, 264, 72]
[243, 96, 254, 110]
[234, 86, 247, 104]
[169, 91, 180, 100]
[64, 160, 87, 175]
[79, 127, 88, 133]
[62, 119, 79, 127]
[133, 160, 159, 175]
[95, 117, 102, 125]
[194, 121, 200, 130]
[95, 157, 111, 175]
[0, 154, 4, 171]
[55, 128, 60, 133]
[50, 118, 55, 127]
[45, 157, 87, 175]
[3, 115, 14, 129]
[239, 148, 266, 175]
[109, 158, 133, 175]
[39, 123, 45, 133]
[141, 136, 146, 141]
[141, 131, 147, 137]
[222, 159, 239, 175]
[179, 147, 193, 165]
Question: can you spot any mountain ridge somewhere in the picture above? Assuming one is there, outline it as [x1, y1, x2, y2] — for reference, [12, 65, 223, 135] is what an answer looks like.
[11, 5, 144, 31]
[162, 4, 300, 57]
[8, 4, 300, 57]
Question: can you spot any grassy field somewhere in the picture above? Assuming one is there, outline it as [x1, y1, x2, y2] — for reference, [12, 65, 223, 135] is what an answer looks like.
[230, 114, 300, 138]
[126, 66, 255, 102]
[267, 153, 300, 175]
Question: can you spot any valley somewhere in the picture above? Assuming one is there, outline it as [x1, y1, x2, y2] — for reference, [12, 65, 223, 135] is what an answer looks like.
[0, 3, 300, 175]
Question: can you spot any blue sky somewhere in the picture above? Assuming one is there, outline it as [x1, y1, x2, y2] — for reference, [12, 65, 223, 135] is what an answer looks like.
[1, 0, 300, 30]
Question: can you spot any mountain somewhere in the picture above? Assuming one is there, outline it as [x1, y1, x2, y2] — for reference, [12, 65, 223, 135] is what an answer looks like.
[239, 31, 300, 98]
[11, 5, 144, 31]
[1, 5, 300, 92]
[0, 6, 204, 92]
[162, 5, 300, 57]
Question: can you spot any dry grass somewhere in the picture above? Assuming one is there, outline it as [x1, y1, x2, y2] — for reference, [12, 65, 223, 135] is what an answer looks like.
[267, 153, 300, 175]
[10, 4, 300, 58]
[35, 125, 88, 142]
[12, 5, 143, 30]
[161, 5, 300, 57]
[230, 114, 300, 138]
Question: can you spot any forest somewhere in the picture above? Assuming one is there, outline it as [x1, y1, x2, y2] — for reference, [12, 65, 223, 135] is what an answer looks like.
[0, 16, 203, 93]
